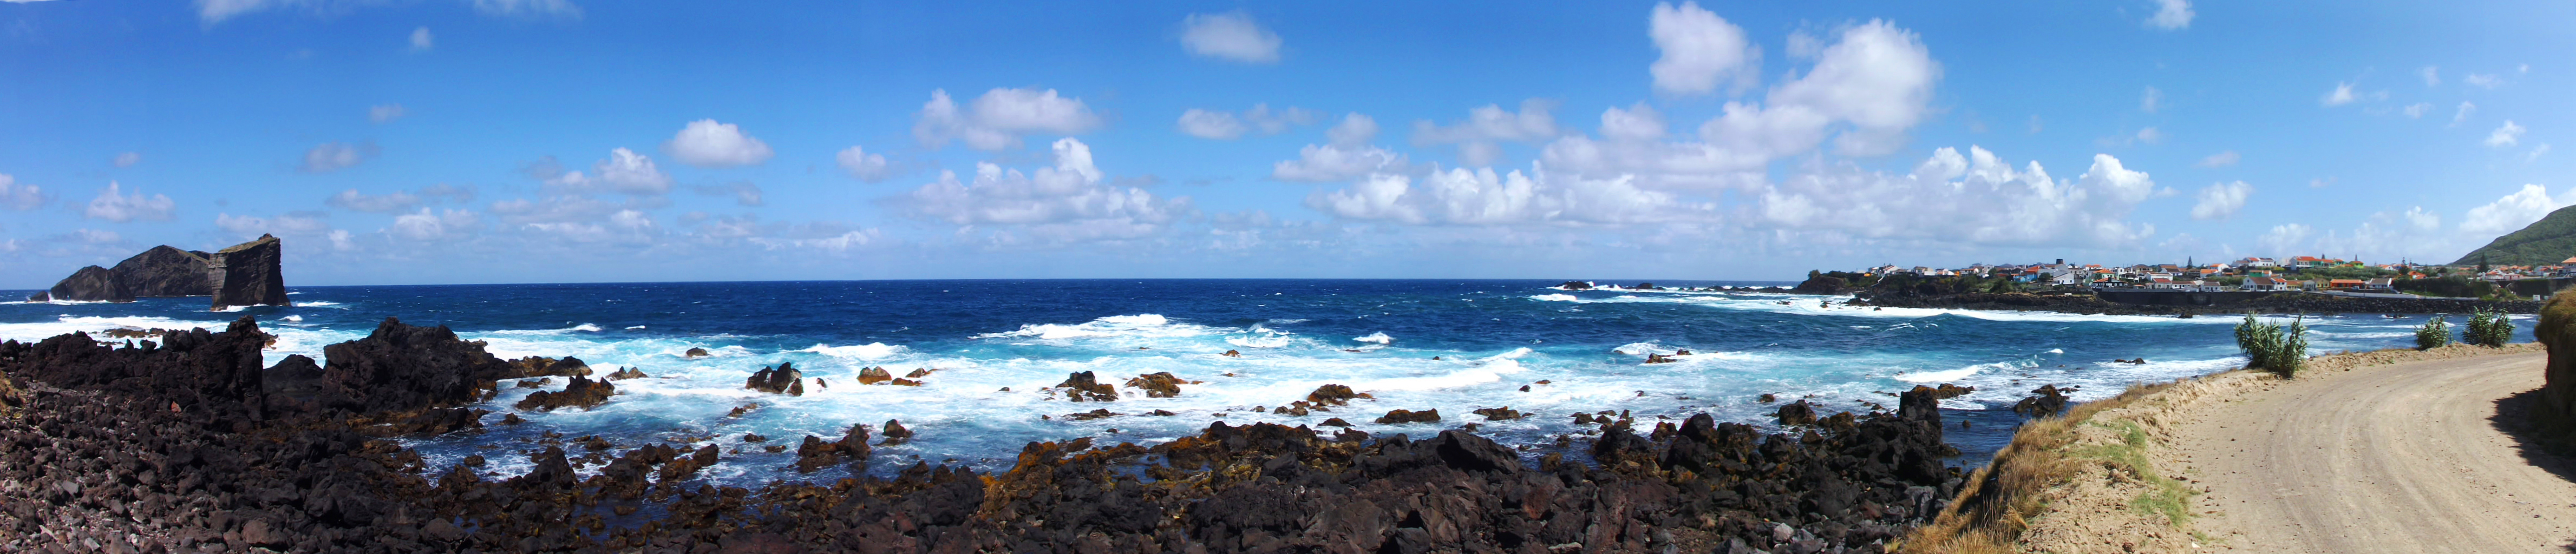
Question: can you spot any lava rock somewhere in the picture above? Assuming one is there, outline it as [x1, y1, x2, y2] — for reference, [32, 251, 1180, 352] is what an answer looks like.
[1776, 400, 1819, 426]
[1124, 372, 1188, 398]
[1306, 384, 1359, 406]
[881, 419, 913, 445]
[111, 246, 217, 297]
[29, 265, 133, 303]
[855, 366, 893, 385]
[1375, 408, 1440, 424]
[515, 376, 616, 411]
[297, 317, 520, 416]
[2012, 384, 2071, 417]
[1471, 406, 1526, 421]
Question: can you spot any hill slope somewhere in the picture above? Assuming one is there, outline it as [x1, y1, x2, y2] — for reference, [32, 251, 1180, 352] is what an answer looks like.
[2453, 204, 2576, 266]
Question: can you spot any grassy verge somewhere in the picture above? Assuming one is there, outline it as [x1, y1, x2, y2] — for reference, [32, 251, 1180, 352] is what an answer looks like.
[1896, 382, 2173, 553]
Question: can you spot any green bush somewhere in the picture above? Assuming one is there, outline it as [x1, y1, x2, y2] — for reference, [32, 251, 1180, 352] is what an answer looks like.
[2235, 314, 2311, 378]
[2392, 276, 2496, 299]
[2465, 309, 2516, 347]
[2415, 315, 2453, 350]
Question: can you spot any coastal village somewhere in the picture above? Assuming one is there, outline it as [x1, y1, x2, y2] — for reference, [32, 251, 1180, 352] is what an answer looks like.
[1848, 255, 2573, 298]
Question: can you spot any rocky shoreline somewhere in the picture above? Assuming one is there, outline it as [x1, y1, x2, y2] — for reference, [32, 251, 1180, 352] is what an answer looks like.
[1836, 289, 2540, 316]
[0, 316, 1964, 553]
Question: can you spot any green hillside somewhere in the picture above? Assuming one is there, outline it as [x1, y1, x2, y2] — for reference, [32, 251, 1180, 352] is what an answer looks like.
[2454, 204, 2576, 266]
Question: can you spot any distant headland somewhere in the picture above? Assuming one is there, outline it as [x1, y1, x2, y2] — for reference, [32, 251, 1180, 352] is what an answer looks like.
[23, 234, 290, 310]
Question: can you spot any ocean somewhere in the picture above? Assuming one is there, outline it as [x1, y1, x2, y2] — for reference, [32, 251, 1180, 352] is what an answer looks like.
[0, 279, 2532, 485]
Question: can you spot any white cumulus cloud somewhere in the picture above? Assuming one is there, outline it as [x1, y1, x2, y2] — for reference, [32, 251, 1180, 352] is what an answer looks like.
[215, 211, 332, 238]
[1648, 1, 1759, 96]
[390, 207, 482, 240]
[1307, 163, 1697, 226]
[2486, 120, 2525, 147]
[2195, 150, 2239, 167]
[0, 174, 50, 210]
[370, 103, 406, 123]
[300, 141, 376, 173]
[1753, 147, 2159, 248]
[836, 146, 892, 182]
[471, 0, 580, 20]
[2461, 184, 2572, 234]
[544, 148, 674, 195]
[84, 181, 176, 223]
[113, 151, 142, 167]
[1178, 11, 1282, 64]
[662, 119, 774, 167]
[1413, 99, 1562, 167]
[913, 88, 1104, 151]
[2189, 181, 2252, 220]
[2145, 0, 2195, 30]
[409, 26, 433, 51]
[2320, 82, 2356, 107]
[897, 138, 1191, 243]
[1176, 104, 1318, 140]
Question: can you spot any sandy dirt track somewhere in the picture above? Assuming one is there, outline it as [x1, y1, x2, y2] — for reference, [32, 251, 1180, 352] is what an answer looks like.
[2177, 351, 2576, 553]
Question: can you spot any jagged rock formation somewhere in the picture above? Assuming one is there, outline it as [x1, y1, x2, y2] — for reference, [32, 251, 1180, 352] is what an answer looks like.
[279, 317, 519, 415]
[745, 362, 805, 395]
[22, 235, 287, 308]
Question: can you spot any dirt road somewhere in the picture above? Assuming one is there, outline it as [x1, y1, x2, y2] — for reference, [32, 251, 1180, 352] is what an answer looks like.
[2176, 351, 2576, 553]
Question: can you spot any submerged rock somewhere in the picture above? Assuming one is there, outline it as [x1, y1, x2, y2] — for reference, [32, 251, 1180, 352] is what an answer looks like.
[684, 347, 711, 358]
[606, 366, 648, 380]
[1470, 406, 1526, 420]
[881, 419, 913, 445]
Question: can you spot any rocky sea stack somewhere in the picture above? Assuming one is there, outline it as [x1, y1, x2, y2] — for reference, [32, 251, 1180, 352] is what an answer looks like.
[24, 234, 290, 309]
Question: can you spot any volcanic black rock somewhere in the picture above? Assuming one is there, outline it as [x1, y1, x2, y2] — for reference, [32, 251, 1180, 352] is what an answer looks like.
[744, 362, 805, 395]
[1124, 371, 1188, 398]
[112, 245, 217, 296]
[516, 375, 616, 411]
[287, 317, 520, 415]
[27, 265, 132, 302]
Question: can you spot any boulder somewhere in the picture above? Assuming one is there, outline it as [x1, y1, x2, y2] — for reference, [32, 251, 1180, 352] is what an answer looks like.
[684, 347, 711, 358]
[207, 234, 290, 308]
[111, 245, 215, 297]
[855, 366, 893, 385]
[29, 265, 132, 302]
[1470, 407, 1526, 421]
[1054, 371, 1118, 401]
[1124, 372, 1187, 398]
[1375, 408, 1440, 425]
[744, 362, 804, 395]
[1558, 280, 1593, 290]
[1917, 383, 1975, 400]
[606, 366, 648, 380]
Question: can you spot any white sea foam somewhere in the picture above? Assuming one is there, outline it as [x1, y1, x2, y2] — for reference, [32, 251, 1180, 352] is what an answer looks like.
[972, 314, 1226, 341]
[625, 325, 648, 330]
[213, 306, 247, 312]
[298, 301, 343, 307]
[797, 342, 908, 360]
[573, 323, 603, 332]
[1352, 332, 1394, 345]
[2045, 348, 2064, 354]
[1893, 367, 1981, 382]
[283, 315, 304, 322]
[1528, 294, 1579, 302]
[1225, 335, 1293, 348]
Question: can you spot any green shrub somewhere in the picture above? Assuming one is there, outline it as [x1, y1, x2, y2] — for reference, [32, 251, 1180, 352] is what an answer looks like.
[2415, 315, 2453, 350]
[2235, 314, 2311, 378]
[2465, 309, 2516, 347]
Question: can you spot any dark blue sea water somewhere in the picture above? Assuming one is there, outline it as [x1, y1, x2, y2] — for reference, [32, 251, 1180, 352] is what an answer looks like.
[0, 279, 2529, 484]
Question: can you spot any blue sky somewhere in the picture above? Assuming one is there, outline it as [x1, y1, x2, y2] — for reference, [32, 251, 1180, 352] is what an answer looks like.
[1, 0, 2568, 286]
